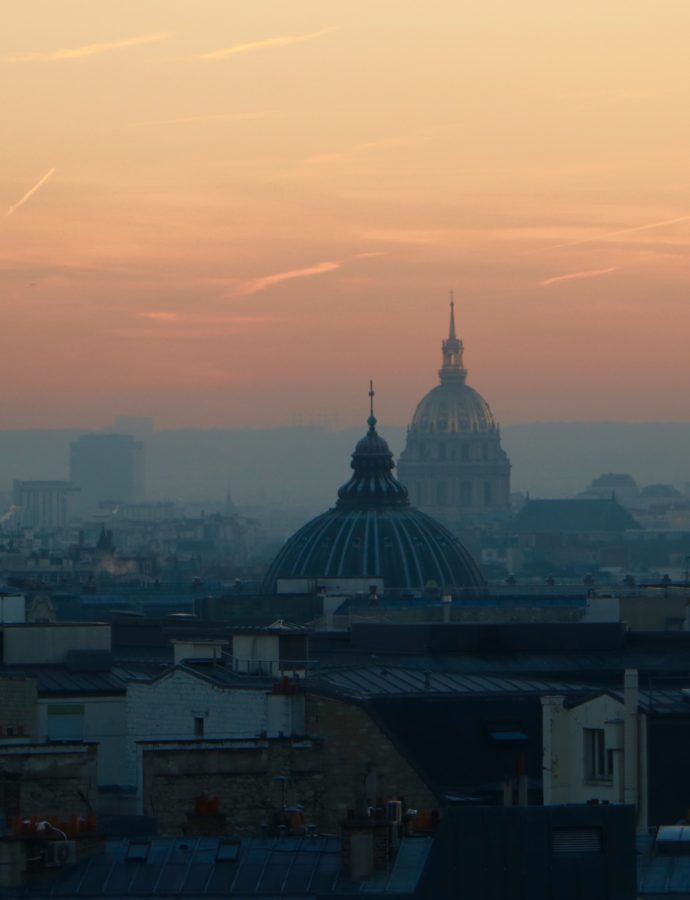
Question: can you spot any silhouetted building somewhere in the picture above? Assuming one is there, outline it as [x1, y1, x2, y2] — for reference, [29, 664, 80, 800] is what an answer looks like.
[398, 301, 511, 527]
[512, 498, 640, 573]
[262, 395, 484, 597]
[577, 473, 640, 507]
[11, 480, 78, 528]
[69, 434, 144, 515]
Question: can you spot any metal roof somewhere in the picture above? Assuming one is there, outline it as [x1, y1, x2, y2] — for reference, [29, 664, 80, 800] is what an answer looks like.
[637, 830, 690, 895]
[0, 665, 150, 695]
[314, 666, 587, 699]
[2, 834, 433, 898]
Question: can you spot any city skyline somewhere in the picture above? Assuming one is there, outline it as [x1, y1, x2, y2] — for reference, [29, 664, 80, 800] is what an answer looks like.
[3, 1, 690, 428]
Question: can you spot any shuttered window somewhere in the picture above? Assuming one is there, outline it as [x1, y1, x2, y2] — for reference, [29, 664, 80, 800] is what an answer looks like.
[552, 827, 603, 854]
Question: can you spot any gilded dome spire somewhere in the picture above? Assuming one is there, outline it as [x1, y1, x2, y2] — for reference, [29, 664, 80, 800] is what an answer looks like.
[439, 292, 467, 384]
[448, 290, 457, 340]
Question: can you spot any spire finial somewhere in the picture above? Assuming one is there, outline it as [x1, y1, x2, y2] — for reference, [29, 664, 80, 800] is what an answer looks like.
[368, 380, 377, 430]
[448, 290, 457, 340]
[439, 293, 467, 384]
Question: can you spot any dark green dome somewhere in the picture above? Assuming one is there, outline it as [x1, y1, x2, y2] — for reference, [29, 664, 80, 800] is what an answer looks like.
[261, 415, 485, 596]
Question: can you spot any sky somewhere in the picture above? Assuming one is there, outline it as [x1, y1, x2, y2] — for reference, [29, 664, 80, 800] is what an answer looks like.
[2, 0, 690, 429]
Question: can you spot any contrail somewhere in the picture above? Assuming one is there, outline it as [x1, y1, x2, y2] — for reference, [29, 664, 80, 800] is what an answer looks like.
[196, 28, 332, 61]
[5, 168, 56, 218]
[540, 266, 618, 287]
[543, 214, 690, 251]
[9, 32, 171, 63]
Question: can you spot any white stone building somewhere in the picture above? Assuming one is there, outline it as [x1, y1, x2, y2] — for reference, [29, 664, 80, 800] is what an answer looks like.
[542, 669, 648, 829]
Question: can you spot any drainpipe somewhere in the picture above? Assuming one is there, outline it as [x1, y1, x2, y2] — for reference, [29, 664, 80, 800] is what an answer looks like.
[623, 669, 639, 813]
[541, 695, 564, 806]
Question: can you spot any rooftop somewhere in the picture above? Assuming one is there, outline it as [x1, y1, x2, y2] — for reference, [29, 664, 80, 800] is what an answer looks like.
[0, 834, 433, 898]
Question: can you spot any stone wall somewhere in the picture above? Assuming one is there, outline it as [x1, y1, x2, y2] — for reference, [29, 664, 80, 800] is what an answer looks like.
[142, 739, 323, 835]
[0, 743, 98, 820]
[0, 674, 37, 739]
[142, 691, 437, 835]
[305, 693, 437, 820]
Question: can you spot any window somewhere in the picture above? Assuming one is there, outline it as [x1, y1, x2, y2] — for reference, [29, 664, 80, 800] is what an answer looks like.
[46, 704, 84, 742]
[461, 482, 472, 506]
[583, 728, 612, 781]
[552, 827, 602, 854]
[461, 444, 470, 461]
[483, 481, 492, 506]
[194, 717, 205, 737]
[126, 841, 151, 862]
[438, 443, 446, 462]
[436, 481, 448, 505]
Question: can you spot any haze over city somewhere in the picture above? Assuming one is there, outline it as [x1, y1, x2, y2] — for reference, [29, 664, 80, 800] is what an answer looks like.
[3, 0, 690, 429]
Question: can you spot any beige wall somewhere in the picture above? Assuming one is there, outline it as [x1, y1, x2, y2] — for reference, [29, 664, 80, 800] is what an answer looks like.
[619, 593, 689, 631]
[542, 692, 647, 828]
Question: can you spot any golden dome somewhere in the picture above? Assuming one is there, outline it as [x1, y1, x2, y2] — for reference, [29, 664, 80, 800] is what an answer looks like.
[408, 298, 498, 434]
[410, 382, 497, 434]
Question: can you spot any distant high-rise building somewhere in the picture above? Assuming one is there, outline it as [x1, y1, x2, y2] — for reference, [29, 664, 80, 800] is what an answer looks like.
[397, 300, 511, 527]
[69, 434, 144, 514]
[12, 480, 78, 528]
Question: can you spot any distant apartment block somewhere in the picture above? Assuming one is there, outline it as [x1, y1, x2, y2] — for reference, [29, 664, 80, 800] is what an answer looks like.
[11, 480, 78, 528]
[69, 434, 144, 514]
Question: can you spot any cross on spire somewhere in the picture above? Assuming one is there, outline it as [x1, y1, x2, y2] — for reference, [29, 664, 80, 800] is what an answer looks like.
[368, 380, 377, 430]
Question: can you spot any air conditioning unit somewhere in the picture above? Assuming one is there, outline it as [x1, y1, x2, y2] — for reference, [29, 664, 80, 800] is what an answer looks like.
[44, 841, 77, 868]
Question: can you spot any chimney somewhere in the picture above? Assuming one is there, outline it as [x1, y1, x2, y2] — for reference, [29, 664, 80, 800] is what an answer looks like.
[623, 668, 639, 810]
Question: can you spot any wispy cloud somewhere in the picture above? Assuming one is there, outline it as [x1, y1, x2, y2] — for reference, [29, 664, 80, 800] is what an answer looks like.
[139, 311, 179, 321]
[543, 214, 690, 252]
[132, 110, 280, 127]
[9, 32, 171, 63]
[235, 261, 341, 297]
[120, 313, 281, 340]
[305, 124, 462, 166]
[540, 266, 618, 287]
[4, 168, 55, 218]
[194, 28, 332, 61]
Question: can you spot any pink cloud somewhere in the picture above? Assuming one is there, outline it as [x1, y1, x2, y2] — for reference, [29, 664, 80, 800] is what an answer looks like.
[234, 260, 341, 297]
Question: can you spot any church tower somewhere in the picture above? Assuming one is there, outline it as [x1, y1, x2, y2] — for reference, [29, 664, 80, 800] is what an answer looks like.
[397, 299, 511, 527]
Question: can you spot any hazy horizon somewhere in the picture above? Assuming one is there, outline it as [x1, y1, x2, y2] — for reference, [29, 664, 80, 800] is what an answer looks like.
[2, 421, 690, 509]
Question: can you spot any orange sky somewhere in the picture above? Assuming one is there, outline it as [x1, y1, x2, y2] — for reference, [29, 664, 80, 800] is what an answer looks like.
[2, 0, 690, 429]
